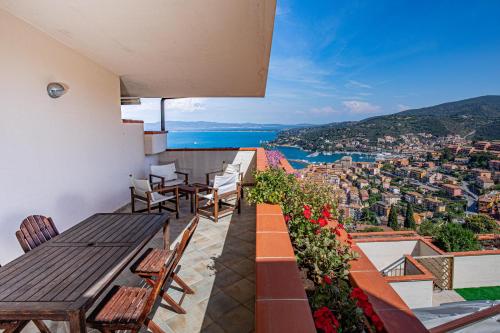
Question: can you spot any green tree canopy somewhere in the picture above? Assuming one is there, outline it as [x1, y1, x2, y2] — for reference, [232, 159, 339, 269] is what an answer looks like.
[463, 215, 499, 234]
[388, 205, 399, 230]
[404, 202, 416, 230]
[434, 223, 481, 252]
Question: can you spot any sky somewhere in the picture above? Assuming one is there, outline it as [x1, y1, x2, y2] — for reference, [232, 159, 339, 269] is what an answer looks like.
[122, 0, 500, 125]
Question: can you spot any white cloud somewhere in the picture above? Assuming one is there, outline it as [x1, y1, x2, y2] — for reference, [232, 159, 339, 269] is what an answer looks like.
[397, 104, 411, 111]
[163, 98, 206, 112]
[342, 100, 380, 114]
[269, 57, 331, 85]
[310, 106, 337, 114]
[345, 80, 372, 89]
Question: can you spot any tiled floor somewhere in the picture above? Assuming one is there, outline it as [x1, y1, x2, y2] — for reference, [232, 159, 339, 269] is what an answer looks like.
[21, 198, 256, 333]
[432, 289, 465, 306]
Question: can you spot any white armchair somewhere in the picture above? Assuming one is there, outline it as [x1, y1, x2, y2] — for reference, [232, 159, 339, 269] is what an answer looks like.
[129, 176, 180, 218]
[149, 163, 189, 188]
[196, 173, 241, 223]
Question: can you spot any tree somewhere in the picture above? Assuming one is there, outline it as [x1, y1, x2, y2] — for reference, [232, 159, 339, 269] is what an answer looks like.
[434, 223, 481, 252]
[463, 215, 499, 234]
[404, 202, 416, 230]
[388, 205, 399, 230]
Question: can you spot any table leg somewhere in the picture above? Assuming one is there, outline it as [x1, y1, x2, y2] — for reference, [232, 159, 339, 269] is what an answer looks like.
[68, 310, 86, 333]
[163, 218, 170, 250]
[190, 193, 194, 213]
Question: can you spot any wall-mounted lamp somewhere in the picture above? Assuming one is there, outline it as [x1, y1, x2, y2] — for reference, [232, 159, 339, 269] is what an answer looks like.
[47, 82, 68, 98]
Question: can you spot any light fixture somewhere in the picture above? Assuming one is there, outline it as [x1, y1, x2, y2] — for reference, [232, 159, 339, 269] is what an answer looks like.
[47, 82, 68, 98]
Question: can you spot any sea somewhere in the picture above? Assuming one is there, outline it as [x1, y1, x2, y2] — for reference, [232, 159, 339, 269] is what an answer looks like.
[168, 131, 376, 169]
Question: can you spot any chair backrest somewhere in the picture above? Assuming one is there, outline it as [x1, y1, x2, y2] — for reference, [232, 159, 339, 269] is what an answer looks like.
[139, 243, 179, 323]
[213, 173, 238, 195]
[151, 163, 178, 181]
[224, 163, 241, 175]
[130, 176, 160, 201]
[16, 215, 59, 253]
[177, 216, 200, 258]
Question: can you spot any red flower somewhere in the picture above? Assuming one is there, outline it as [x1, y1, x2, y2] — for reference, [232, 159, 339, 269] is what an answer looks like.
[303, 205, 312, 219]
[310, 219, 318, 225]
[323, 275, 332, 285]
[347, 234, 352, 240]
[370, 313, 384, 332]
[318, 217, 328, 227]
[321, 206, 331, 219]
[284, 215, 291, 222]
[337, 223, 345, 230]
[334, 228, 342, 236]
[313, 307, 339, 333]
[315, 229, 321, 235]
[350, 288, 369, 302]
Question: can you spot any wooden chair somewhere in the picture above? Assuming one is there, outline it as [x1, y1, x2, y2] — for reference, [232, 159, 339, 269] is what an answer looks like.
[205, 161, 243, 185]
[196, 173, 241, 223]
[0, 265, 51, 333]
[15, 215, 59, 253]
[87, 244, 179, 333]
[130, 176, 180, 218]
[130, 216, 199, 314]
[149, 163, 189, 189]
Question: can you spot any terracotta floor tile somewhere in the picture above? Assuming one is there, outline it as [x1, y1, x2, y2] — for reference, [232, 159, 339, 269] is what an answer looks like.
[256, 203, 283, 215]
[256, 214, 288, 233]
[256, 233, 295, 259]
[376, 309, 428, 333]
[255, 300, 315, 333]
[256, 260, 307, 300]
[349, 271, 409, 311]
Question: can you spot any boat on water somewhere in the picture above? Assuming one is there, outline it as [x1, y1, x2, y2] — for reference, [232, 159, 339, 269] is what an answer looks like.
[307, 152, 320, 157]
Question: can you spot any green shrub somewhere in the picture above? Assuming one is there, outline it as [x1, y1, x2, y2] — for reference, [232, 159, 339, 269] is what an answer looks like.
[463, 215, 499, 234]
[434, 223, 481, 252]
[359, 226, 384, 232]
[292, 225, 357, 283]
[418, 219, 443, 236]
[310, 279, 365, 333]
[246, 168, 297, 205]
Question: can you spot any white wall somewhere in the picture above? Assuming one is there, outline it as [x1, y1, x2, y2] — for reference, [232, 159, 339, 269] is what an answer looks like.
[157, 150, 257, 184]
[453, 254, 500, 288]
[358, 241, 418, 270]
[0, 10, 145, 263]
[389, 280, 433, 309]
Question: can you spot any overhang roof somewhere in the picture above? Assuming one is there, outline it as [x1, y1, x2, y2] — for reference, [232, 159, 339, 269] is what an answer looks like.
[0, 0, 276, 98]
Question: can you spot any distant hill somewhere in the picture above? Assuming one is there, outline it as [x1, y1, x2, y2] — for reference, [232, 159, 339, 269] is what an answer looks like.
[144, 121, 313, 132]
[275, 95, 500, 147]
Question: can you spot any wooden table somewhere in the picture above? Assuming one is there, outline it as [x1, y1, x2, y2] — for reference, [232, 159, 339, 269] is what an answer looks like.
[0, 213, 169, 332]
[178, 183, 210, 213]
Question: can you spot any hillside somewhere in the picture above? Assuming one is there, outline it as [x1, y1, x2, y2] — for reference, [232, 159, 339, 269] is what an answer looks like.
[144, 121, 313, 132]
[274, 96, 500, 149]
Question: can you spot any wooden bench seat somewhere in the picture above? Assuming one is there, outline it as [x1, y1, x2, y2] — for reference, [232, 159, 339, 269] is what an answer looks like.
[87, 286, 151, 329]
[131, 248, 173, 276]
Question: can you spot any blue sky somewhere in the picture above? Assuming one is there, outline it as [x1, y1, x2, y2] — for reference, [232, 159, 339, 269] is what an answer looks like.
[122, 0, 500, 125]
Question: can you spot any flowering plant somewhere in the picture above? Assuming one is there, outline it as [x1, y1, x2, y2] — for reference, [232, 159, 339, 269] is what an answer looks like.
[313, 307, 340, 333]
[350, 288, 384, 332]
[265, 149, 284, 168]
[311, 279, 365, 333]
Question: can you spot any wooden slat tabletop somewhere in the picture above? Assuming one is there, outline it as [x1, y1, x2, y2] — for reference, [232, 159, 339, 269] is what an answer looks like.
[0, 213, 169, 325]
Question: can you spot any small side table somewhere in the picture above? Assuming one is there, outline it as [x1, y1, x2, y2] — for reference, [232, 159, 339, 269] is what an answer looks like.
[178, 183, 210, 213]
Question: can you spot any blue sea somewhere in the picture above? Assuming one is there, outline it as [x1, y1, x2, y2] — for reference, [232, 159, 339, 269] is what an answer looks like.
[168, 131, 375, 169]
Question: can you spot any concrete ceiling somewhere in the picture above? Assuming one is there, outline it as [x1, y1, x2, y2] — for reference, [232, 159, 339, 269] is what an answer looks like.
[0, 0, 276, 98]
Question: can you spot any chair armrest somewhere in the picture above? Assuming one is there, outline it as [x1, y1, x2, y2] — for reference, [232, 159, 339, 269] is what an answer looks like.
[150, 174, 166, 187]
[175, 171, 189, 184]
[205, 170, 223, 184]
[154, 186, 177, 194]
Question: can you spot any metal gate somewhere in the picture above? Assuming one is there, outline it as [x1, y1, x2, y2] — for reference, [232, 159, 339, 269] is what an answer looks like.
[413, 255, 454, 290]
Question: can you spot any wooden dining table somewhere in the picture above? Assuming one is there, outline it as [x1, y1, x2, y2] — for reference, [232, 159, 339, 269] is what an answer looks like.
[0, 212, 169, 332]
